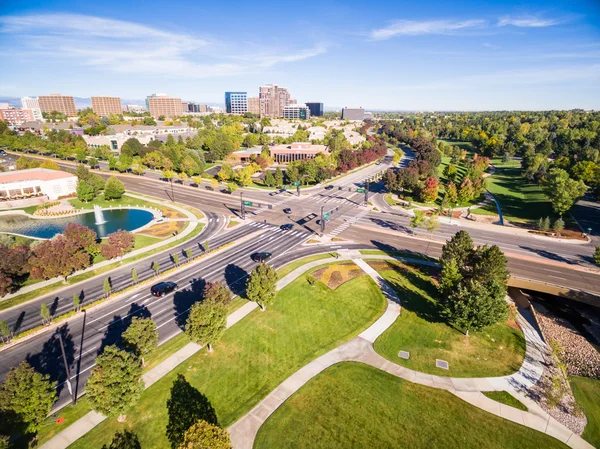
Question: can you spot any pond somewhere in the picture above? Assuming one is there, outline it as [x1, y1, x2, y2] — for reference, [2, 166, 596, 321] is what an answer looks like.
[0, 208, 154, 239]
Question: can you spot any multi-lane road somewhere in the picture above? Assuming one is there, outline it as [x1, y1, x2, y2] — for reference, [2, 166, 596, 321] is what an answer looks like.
[1, 149, 600, 412]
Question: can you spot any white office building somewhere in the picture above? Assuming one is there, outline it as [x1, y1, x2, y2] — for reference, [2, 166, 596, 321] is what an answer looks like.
[21, 97, 43, 121]
[0, 169, 77, 201]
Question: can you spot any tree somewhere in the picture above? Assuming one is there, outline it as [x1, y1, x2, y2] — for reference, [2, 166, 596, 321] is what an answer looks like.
[246, 263, 278, 310]
[264, 170, 276, 187]
[152, 261, 160, 276]
[178, 420, 231, 449]
[409, 210, 426, 230]
[76, 179, 95, 202]
[542, 168, 587, 216]
[457, 177, 475, 203]
[185, 300, 227, 352]
[40, 302, 50, 325]
[173, 253, 180, 267]
[202, 282, 231, 306]
[426, 214, 440, 235]
[73, 293, 81, 311]
[0, 320, 9, 343]
[538, 216, 550, 232]
[101, 230, 135, 260]
[443, 163, 458, 180]
[274, 167, 284, 187]
[166, 375, 218, 449]
[595, 247, 600, 266]
[103, 278, 111, 298]
[39, 159, 60, 170]
[226, 182, 238, 193]
[441, 230, 474, 267]
[445, 182, 458, 205]
[29, 236, 91, 281]
[102, 430, 141, 449]
[86, 345, 144, 420]
[0, 362, 56, 435]
[122, 317, 158, 366]
[419, 177, 439, 203]
[185, 248, 193, 260]
[204, 240, 210, 252]
[104, 176, 125, 200]
[445, 279, 508, 336]
[131, 268, 139, 285]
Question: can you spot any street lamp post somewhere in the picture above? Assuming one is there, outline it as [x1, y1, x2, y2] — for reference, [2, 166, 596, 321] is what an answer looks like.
[240, 192, 245, 220]
[55, 332, 75, 405]
[320, 205, 325, 234]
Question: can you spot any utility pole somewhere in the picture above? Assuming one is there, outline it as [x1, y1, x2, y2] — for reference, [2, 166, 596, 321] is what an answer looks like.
[296, 182, 300, 197]
[170, 178, 175, 203]
[364, 180, 369, 205]
[240, 192, 245, 220]
[55, 331, 75, 405]
[320, 205, 325, 234]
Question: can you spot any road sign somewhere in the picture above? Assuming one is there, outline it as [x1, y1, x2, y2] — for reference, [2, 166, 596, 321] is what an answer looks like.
[293, 181, 300, 186]
[243, 201, 252, 206]
[357, 188, 365, 193]
[323, 212, 330, 219]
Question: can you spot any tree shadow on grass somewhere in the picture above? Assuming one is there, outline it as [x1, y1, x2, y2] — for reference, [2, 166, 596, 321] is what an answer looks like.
[166, 373, 218, 449]
[173, 278, 205, 330]
[26, 323, 75, 399]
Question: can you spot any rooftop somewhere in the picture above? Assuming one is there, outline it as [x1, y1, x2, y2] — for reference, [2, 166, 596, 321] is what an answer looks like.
[0, 168, 75, 184]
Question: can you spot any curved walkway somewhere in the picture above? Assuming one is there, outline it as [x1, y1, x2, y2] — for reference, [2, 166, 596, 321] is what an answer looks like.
[228, 256, 593, 449]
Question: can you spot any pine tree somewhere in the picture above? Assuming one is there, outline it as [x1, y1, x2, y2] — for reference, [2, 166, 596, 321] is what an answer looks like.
[274, 167, 284, 187]
[86, 346, 144, 420]
[553, 217, 565, 235]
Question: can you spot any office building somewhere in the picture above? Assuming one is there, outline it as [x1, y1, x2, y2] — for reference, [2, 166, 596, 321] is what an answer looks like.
[306, 102, 324, 117]
[225, 92, 248, 115]
[247, 97, 260, 115]
[259, 84, 293, 118]
[38, 94, 77, 116]
[21, 97, 43, 120]
[146, 94, 184, 118]
[91, 96, 122, 116]
[0, 103, 9, 110]
[270, 143, 328, 163]
[282, 104, 311, 120]
[199, 104, 208, 113]
[0, 168, 77, 201]
[341, 107, 365, 121]
[0, 108, 34, 126]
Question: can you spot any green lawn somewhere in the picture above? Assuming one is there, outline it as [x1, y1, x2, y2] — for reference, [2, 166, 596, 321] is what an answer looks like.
[372, 261, 526, 377]
[483, 391, 528, 411]
[570, 376, 600, 448]
[69, 193, 180, 217]
[255, 362, 568, 449]
[359, 250, 436, 263]
[471, 167, 553, 225]
[276, 253, 338, 278]
[68, 270, 387, 449]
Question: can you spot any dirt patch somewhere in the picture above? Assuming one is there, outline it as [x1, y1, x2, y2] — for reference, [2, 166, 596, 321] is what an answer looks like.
[138, 221, 186, 238]
[311, 263, 364, 290]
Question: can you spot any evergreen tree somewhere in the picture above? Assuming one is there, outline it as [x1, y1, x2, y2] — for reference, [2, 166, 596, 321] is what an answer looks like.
[274, 167, 284, 187]
[441, 230, 473, 267]
[264, 171, 276, 187]
[86, 345, 144, 420]
[0, 362, 56, 434]
[553, 217, 565, 235]
[246, 263, 278, 311]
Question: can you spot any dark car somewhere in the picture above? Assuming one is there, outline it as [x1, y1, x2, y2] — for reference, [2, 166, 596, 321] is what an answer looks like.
[283, 208, 292, 214]
[205, 186, 214, 191]
[325, 185, 334, 190]
[251, 252, 272, 263]
[150, 281, 178, 297]
[0, 150, 7, 156]
[280, 224, 293, 231]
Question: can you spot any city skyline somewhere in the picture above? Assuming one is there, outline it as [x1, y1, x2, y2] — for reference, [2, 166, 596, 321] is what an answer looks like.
[1, 0, 599, 110]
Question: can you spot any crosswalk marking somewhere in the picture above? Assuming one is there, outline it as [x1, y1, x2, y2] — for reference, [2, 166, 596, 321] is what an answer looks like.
[328, 208, 370, 237]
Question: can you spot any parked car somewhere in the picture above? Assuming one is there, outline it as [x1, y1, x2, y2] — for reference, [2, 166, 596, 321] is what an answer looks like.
[283, 208, 292, 214]
[251, 252, 272, 263]
[150, 281, 178, 297]
[205, 186, 214, 191]
[280, 224, 293, 231]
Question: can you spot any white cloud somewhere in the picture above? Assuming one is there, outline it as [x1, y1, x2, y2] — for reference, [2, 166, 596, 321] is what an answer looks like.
[369, 19, 486, 40]
[497, 15, 562, 27]
[0, 13, 326, 78]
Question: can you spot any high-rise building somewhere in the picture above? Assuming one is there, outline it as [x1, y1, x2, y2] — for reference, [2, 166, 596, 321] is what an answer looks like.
[199, 104, 208, 113]
[306, 102, 324, 117]
[341, 107, 365, 121]
[0, 108, 34, 125]
[91, 96, 122, 116]
[224, 92, 248, 115]
[21, 97, 43, 120]
[146, 94, 184, 118]
[38, 94, 77, 116]
[259, 84, 292, 118]
[247, 97, 260, 115]
[283, 104, 311, 120]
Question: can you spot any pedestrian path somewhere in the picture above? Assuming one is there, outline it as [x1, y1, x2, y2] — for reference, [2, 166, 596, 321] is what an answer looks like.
[228, 255, 593, 449]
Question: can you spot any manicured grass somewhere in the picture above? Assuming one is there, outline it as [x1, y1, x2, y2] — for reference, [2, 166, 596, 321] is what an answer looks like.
[471, 167, 553, 225]
[372, 261, 526, 377]
[570, 375, 600, 448]
[255, 362, 568, 449]
[483, 391, 528, 411]
[69, 193, 184, 218]
[276, 253, 338, 278]
[359, 250, 437, 263]
[68, 271, 387, 449]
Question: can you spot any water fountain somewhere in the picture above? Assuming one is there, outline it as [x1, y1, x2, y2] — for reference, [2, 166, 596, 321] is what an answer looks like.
[93, 205, 107, 225]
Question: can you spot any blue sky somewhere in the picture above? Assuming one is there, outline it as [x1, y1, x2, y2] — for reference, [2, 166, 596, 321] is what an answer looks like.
[0, 0, 599, 110]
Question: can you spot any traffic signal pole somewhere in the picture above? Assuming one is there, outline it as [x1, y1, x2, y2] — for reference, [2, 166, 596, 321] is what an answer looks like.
[240, 192, 245, 220]
[364, 180, 369, 205]
[320, 205, 325, 234]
